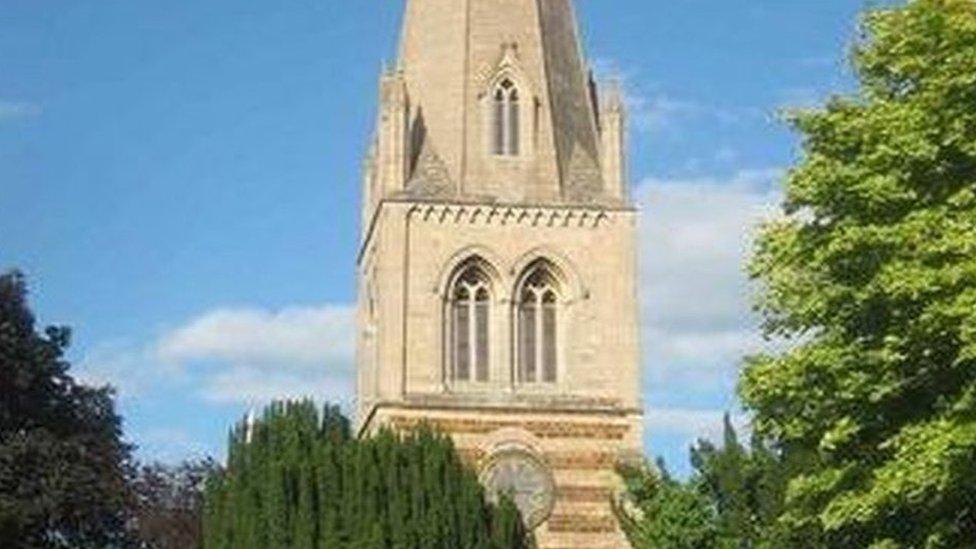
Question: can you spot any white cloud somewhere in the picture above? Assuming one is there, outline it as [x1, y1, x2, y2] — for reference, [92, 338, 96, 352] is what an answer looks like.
[637, 168, 783, 390]
[204, 366, 355, 409]
[157, 305, 354, 370]
[646, 407, 750, 444]
[161, 304, 356, 406]
[81, 304, 356, 406]
[591, 59, 762, 135]
[0, 100, 41, 121]
[77, 340, 183, 400]
[620, 91, 762, 135]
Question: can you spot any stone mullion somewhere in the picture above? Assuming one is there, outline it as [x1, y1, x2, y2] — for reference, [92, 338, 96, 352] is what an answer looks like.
[534, 291, 544, 382]
[468, 294, 476, 381]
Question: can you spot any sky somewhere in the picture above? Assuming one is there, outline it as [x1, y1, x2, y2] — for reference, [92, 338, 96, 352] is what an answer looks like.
[0, 0, 873, 475]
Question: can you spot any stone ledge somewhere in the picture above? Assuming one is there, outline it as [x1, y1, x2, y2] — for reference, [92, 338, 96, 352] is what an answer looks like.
[547, 514, 619, 534]
[557, 485, 614, 503]
[389, 416, 629, 440]
[409, 202, 615, 229]
[545, 451, 619, 470]
[390, 394, 641, 416]
[388, 196, 636, 213]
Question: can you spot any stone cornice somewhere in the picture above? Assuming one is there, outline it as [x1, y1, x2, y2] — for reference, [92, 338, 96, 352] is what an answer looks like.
[388, 416, 630, 441]
[357, 197, 637, 265]
[361, 394, 641, 424]
[358, 396, 643, 437]
[398, 391, 638, 413]
[388, 195, 636, 213]
[410, 202, 613, 229]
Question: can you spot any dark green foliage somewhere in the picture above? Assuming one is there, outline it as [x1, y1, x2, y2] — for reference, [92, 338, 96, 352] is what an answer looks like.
[618, 419, 792, 549]
[0, 271, 135, 547]
[691, 416, 752, 545]
[616, 461, 719, 549]
[203, 401, 530, 548]
[689, 415, 790, 547]
[130, 458, 220, 549]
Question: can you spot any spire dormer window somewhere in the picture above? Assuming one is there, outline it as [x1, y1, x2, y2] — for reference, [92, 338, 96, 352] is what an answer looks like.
[492, 79, 520, 157]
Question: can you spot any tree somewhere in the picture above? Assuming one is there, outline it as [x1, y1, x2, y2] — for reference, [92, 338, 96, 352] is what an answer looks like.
[617, 418, 789, 549]
[740, 0, 976, 546]
[203, 400, 530, 548]
[0, 271, 135, 547]
[691, 415, 753, 546]
[130, 459, 220, 549]
[690, 415, 792, 548]
[616, 460, 719, 549]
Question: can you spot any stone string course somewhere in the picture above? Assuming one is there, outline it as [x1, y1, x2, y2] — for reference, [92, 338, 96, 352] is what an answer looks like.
[547, 514, 619, 534]
[556, 485, 614, 503]
[389, 416, 629, 440]
[545, 451, 619, 470]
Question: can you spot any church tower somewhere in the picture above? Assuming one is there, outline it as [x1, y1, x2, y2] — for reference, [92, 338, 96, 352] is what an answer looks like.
[356, 1, 642, 546]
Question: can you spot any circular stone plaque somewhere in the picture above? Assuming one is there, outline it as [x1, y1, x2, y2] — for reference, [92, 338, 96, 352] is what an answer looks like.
[481, 450, 555, 529]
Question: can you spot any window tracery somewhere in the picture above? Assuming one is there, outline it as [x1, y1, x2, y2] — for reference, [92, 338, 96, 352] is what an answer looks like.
[516, 262, 560, 384]
[450, 263, 492, 383]
[493, 79, 520, 156]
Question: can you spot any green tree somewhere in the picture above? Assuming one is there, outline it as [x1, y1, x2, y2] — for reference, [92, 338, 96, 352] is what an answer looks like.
[0, 271, 135, 547]
[618, 419, 790, 549]
[203, 401, 530, 548]
[691, 415, 753, 546]
[617, 460, 719, 549]
[130, 458, 220, 549]
[740, 0, 976, 546]
[690, 415, 792, 548]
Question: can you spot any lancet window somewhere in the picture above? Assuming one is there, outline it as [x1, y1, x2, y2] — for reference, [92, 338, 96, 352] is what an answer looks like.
[450, 263, 492, 383]
[516, 262, 560, 384]
[492, 79, 520, 156]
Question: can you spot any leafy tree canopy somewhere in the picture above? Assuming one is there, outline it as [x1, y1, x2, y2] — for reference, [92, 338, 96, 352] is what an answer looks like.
[617, 460, 719, 549]
[619, 418, 791, 549]
[0, 271, 134, 547]
[131, 459, 219, 549]
[740, 0, 976, 546]
[690, 414, 791, 548]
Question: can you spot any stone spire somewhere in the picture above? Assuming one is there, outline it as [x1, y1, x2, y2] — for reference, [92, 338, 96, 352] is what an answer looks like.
[367, 0, 625, 209]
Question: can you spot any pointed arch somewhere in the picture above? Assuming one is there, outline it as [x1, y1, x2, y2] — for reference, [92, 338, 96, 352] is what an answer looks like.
[480, 49, 535, 161]
[435, 246, 505, 299]
[440, 252, 503, 386]
[492, 78, 520, 156]
[510, 247, 587, 303]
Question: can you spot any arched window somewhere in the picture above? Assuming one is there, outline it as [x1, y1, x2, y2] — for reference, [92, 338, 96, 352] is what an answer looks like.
[493, 79, 520, 156]
[450, 263, 492, 383]
[517, 262, 559, 384]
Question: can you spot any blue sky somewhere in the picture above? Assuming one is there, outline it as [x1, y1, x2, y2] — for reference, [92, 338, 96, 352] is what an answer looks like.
[1, 1, 870, 475]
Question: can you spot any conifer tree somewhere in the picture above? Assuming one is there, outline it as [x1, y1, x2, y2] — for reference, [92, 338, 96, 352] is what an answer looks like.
[203, 400, 529, 548]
